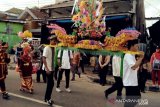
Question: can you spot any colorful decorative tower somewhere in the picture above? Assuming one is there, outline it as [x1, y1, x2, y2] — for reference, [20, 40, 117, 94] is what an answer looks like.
[72, 0, 106, 50]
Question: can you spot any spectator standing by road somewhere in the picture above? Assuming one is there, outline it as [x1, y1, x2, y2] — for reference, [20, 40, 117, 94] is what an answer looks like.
[98, 55, 110, 86]
[71, 51, 81, 81]
[150, 45, 160, 88]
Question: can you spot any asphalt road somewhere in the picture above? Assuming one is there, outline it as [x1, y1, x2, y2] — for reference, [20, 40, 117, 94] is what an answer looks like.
[1, 63, 160, 107]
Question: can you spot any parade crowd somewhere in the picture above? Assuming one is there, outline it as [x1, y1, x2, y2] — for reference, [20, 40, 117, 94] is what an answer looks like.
[0, 35, 160, 107]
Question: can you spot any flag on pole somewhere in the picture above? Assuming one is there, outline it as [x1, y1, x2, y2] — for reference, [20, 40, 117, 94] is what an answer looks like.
[71, 0, 79, 15]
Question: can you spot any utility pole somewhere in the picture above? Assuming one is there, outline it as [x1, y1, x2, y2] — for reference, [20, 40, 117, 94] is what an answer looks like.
[135, 0, 146, 34]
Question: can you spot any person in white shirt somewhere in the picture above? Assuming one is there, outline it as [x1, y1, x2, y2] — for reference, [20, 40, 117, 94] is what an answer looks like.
[56, 49, 73, 93]
[105, 55, 123, 99]
[123, 39, 144, 107]
[42, 35, 57, 106]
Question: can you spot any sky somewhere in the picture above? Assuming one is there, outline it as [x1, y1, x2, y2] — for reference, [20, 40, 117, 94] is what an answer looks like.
[144, 0, 160, 27]
[0, 0, 54, 11]
[0, 0, 160, 27]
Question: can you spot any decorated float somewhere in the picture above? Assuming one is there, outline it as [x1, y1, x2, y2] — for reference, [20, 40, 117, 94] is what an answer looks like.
[16, 0, 142, 77]
[48, 0, 141, 54]
[45, 0, 142, 77]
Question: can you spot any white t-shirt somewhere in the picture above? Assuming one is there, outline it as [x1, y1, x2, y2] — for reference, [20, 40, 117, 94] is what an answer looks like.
[42, 46, 53, 71]
[123, 53, 139, 86]
[112, 55, 121, 77]
[58, 50, 73, 69]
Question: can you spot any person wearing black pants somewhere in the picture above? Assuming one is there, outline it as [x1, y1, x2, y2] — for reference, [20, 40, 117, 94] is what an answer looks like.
[105, 55, 123, 99]
[44, 72, 54, 101]
[123, 39, 144, 107]
[0, 80, 9, 99]
[124, 86, 141, 107]
[0, 80, 6, 92]
[80, 53, 87, 74]
[105, 77, 123, 98]
[80, 59, 85, 73]
[36, 65, 46, 83]
[138, 58, 150, 93]
[57, 69, 70, 89]
[56, 49, 73, 93]
[42, 35, 57, 106]
[37, 44, 46, 83]
[54, 66, 59, 81]
[138, 68, 148, 93]
[99, 66, 108, 86]
[98, 55, 110, 86]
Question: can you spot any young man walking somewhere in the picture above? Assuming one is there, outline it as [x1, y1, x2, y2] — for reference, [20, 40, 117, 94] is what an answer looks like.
[123, 39, 144, 107]
[56, 49, 73, 93]
[105, 55, 123, 99]
[42, 35, 57, 106]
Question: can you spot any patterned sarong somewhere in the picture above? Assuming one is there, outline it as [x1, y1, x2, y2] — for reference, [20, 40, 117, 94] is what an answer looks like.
[21, 76, 33, 92]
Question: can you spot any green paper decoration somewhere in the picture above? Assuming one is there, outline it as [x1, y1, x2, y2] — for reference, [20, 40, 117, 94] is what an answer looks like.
[54, 46, 125, 78]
